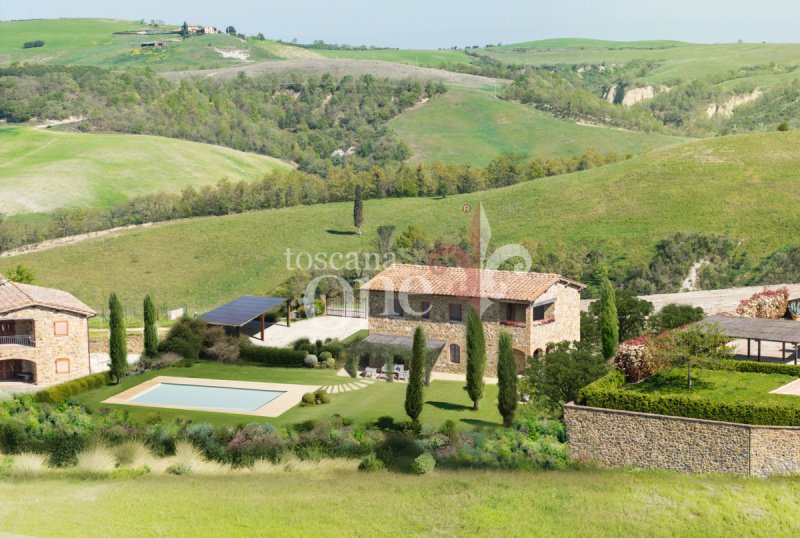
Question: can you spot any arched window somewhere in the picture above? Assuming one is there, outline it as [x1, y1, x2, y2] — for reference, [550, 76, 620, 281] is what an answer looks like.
[449, 344, 461, 364]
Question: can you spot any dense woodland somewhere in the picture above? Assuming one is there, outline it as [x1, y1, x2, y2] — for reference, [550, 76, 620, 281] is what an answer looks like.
[0, 66, 446, 175]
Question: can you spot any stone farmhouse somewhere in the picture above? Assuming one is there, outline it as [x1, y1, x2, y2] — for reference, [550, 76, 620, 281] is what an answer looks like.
[0, 276, 95, 387]
[361, 264, 585, 376]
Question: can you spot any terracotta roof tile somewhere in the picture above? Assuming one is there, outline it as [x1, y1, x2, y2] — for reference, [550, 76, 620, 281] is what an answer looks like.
[361, 264, 585, 302]
[0, 278, 95, 317]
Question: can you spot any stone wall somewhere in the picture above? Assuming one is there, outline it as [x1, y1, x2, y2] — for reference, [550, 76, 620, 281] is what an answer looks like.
[565, 402, 800, 477]
[367, 283, 581, 375]
[0, 306, 91, 387]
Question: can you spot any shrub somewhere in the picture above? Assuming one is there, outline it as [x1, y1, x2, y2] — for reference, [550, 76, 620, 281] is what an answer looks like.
[411, 453, 436, 474]
[647, 303, 706, 333]
[325, 357, 336, 369]
[439, 420, 456, 438]
[358, 453, 385, 472]
[316, 389, 330, 404]
[527, 341, 608, 410]
[239, 345, 307, 367]
[151, 352, 185, 369]
[304, 355, 318, 368]
[301, 393, 316, 405]
[613, 339, 671, 383]
[34, 372, 110, 404]
[319, 351, 333, 361]
[346, 353, 359, 378]
[159, 316, 205, 360]
[22, 40, 45, 49]
[732, 287, 789, 319]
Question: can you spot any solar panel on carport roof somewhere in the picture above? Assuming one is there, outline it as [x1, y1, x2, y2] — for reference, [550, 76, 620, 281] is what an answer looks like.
[201, 296, 287, 327]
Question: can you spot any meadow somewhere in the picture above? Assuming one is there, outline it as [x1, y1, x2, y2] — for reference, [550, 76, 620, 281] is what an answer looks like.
[313, 47, 470, 67]
[3, 131, 800, 311]
[390, 87, 688, 164]
[0, 469, 799, 536]
[0, 125, 290, 215]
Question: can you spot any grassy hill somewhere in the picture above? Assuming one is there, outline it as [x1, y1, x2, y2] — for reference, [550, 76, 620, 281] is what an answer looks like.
[0, 18, 317, 70]
[494, 38, 690, 50]
[313, 48, 469, 68]
[483, 41, 800, 86]
[389, 88, 688, 164]
[4, 131, 800, 311]
[0, 125, 291, 215]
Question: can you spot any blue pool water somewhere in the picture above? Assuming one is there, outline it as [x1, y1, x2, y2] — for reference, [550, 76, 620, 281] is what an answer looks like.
[131, 383, 284, 411]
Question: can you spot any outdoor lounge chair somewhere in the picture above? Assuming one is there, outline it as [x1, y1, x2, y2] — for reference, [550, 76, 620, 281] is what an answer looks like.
[364, 367, 377, 378]
[397, 369, 410, 381]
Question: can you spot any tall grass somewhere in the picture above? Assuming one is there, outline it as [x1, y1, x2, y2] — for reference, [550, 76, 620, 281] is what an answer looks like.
[10, 453, 47, 478]
[76, 445, 117, 474]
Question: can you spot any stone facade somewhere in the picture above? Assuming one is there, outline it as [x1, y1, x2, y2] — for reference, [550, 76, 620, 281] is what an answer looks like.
[0, 306, 92, 387]
[367, 282, 581, 375]
[565, 402, 800, 477]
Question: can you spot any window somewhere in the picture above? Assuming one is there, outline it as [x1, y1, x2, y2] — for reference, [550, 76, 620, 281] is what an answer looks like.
[533, 300, 556, 322]
[504, 303, 527, 323]
[55, 358, 70, 374]
[449, 303, 462, 322]
[54, 320, 69, 336]
[421, 301, 431, 320]
[449, 344, 461, 364]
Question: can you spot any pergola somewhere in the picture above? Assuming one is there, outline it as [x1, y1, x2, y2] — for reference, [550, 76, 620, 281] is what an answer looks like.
[201, 296, 291, 341]
[352, 333, 447, 364]
[700, 315, 800, 364]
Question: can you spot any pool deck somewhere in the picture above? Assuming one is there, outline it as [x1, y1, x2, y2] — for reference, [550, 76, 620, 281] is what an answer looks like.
[103, 376, 320, 417]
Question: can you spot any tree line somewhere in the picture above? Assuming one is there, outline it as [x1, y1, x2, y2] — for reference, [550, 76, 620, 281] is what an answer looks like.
[0, 149, 624, 253]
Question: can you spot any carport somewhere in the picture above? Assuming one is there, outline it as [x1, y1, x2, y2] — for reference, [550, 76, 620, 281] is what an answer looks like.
[700, 315, 800, 364]
[201, 296, 291, 341]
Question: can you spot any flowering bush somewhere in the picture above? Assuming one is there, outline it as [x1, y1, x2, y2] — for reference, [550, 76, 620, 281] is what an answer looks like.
[732, 287, 789, 319]
[613, 336, 673, 383]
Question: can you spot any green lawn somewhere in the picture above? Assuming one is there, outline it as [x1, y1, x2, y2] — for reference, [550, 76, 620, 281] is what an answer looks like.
[78, 362, 502, 428]
[1, 469, 799, 536]
[482, 41, 800, 86]
[390, 88, 688, 164]
[5, 131, 800, 311]
[626, 368, 800, 408]
[0, 125, 290, 215]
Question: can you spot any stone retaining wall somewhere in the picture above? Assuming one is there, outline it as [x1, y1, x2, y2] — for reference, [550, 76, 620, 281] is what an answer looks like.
[564, 402, 800, 477]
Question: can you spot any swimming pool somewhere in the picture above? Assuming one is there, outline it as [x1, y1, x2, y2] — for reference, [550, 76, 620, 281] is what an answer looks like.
[131, 383, 285, 412]
[103, 376, 322, 417]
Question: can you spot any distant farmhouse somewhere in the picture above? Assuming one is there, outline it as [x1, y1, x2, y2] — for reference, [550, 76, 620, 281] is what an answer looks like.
[0, 276, 95, 387]
[172, 25, 219, 35]
[361, 264, 585, 376]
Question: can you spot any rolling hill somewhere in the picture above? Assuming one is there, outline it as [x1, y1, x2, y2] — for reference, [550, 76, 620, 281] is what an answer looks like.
[482, 40, 800, 86]
[389, 88, 688, 164]
[0, 125, 291, 215]
[3, 131, 799, 312]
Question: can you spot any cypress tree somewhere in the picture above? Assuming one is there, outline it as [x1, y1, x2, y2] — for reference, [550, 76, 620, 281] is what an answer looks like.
[108, 293, 128, 384]
[496, 332, 518, 427]
[405, 326, 426, 422]
[600, 275, 619, 360]
[353, 184, 364, 235]
[465, 307, 486, 410]
[143, 294, 158, 357]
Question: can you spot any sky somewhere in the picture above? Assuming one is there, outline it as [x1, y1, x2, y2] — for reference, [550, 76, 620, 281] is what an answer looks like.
[2, 0, 800, 49]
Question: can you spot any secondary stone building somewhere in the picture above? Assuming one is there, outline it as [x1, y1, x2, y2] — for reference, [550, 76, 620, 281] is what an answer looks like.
[0, 276, 95, 387]
[361, 264, 585, 375]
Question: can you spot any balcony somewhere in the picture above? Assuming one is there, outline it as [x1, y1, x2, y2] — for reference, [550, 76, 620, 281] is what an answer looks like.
[0, 335, 35, 347]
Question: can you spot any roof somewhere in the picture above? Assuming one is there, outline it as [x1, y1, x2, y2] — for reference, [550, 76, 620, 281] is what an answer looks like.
[700, 315, 800, 344]
[359, 333, 447, 352]
[0, 278, 96, 317]
[202, 296, 288, 327]
[361, 264, 585, 302]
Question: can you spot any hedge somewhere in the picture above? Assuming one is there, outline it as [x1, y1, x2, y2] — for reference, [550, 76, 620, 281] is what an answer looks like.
[576, 370, 800, 426]
[240, 345, 308, 367]
[713, 359, 800, 377]
[34, 372, 111, 404]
